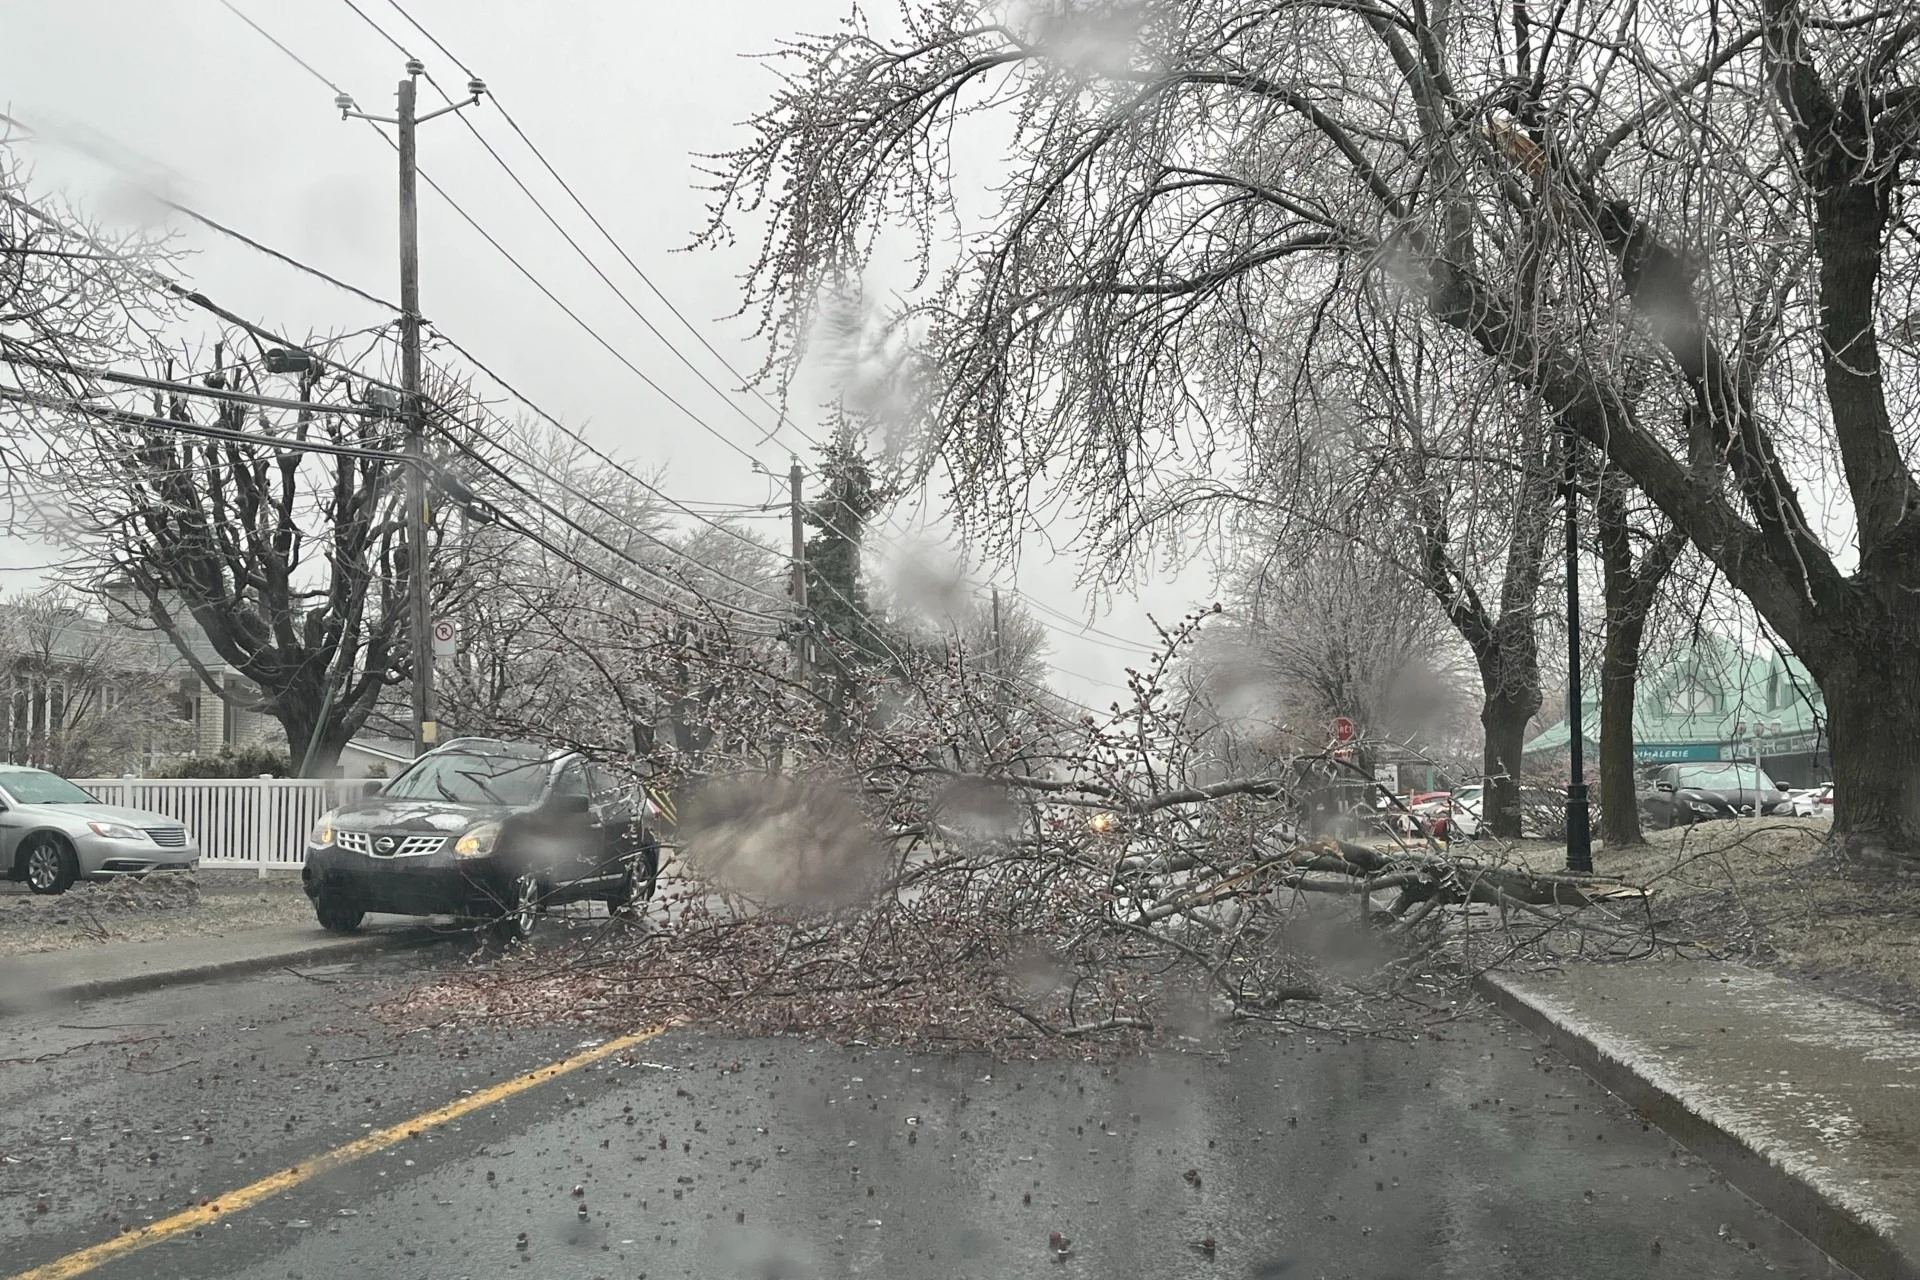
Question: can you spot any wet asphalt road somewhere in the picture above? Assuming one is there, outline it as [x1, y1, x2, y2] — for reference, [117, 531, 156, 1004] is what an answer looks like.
[0, 940, 1853, 1280]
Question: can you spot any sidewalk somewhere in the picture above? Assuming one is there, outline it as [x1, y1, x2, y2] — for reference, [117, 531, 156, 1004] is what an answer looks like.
[0, 918, 447, 1016]
[1484, 960, 1920, 1280]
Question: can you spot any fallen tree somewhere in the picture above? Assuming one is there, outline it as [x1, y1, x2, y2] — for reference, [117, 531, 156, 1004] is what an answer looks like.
[390, 611, 1655, 1052]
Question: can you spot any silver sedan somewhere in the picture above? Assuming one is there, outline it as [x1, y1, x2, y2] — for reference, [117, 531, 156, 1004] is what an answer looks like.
[0, 765, 200, 895]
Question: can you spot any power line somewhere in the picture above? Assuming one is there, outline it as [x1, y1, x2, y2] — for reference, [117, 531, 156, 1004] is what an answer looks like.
[0, 108, 402, 317]
[423, 328, 780, 562]
[337, 0, 412, 58]
[354, 115, 763, 466]
[0, 386, 404, 461]
[157, 194, 401, 313]
[379, 0, 818, 454]
[411, 67, 784, 457]
[189, 5, 1135, 701]
[212, 0, 346, 95]
[1, 348, 385, 419]
[448, 423, 796, 614]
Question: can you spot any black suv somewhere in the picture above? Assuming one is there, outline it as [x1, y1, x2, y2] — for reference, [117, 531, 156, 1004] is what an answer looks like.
[302, 738, 658, 941]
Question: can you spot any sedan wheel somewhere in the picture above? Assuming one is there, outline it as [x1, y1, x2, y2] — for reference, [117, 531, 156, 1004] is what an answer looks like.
[23, 836, 78, 896]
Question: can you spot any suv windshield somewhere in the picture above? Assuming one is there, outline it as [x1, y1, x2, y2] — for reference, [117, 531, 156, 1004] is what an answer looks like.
[1676, 764, 1776, 790]
[0, 771, 97, 805]
[383, 753, 550, 806]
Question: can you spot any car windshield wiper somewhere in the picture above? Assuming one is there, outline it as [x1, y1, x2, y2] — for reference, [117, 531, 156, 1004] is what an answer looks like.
[456, 769, 509, 804]
[433, 774, 461, 804]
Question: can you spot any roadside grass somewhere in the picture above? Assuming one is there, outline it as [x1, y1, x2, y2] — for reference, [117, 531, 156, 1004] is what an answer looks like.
[1498, 817, 1920, 1018]
[0, 870, 312, 956]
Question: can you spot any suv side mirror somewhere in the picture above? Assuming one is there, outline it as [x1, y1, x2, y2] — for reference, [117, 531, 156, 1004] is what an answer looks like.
[361, 779, 383, 797]
[551, 793, 590, 816]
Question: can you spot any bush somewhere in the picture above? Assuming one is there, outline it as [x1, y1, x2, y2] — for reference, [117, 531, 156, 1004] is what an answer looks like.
[157, 744, 292, 779]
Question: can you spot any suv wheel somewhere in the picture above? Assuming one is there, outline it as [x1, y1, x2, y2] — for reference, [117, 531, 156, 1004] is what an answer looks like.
[490, 873, 542, 944]
[22, 835, 78, 896]
[607, 846, 659, 918]
[314, 895, 365, 934]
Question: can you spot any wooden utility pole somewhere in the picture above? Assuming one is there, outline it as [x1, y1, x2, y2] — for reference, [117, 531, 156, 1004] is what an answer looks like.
[991, 587, 1003, 673]
[789, 458, 808, 677]
[338, 61, 486, 759]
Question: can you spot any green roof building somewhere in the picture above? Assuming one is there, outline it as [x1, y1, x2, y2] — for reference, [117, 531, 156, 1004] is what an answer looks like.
[1523, 633, 1829, 786]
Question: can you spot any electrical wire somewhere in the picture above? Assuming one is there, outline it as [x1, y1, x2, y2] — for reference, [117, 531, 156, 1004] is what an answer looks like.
[338, 0, 413, 58]
[157, 194, 401, 313]
[378, 0, 819, 454]
[356, 114, 763, 466]
[187, 4, 1140, 701]
[445, 426, 795, 614]
[0, 386, 405, 461]
[212, 0, 347, 95]
[1, 349, 383, 418]
[419, 69, 795, 457]
[423, 328, 779, 562]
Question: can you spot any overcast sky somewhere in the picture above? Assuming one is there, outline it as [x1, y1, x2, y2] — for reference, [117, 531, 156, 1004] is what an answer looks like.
[0, 0, 1208, 710]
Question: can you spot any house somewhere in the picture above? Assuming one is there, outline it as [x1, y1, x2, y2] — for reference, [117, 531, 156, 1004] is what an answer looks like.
[0, 598, 197, 775]
[1524, 633, 1828, 786]
[340, 735, 413, 779]
[100, 583, 289, 759]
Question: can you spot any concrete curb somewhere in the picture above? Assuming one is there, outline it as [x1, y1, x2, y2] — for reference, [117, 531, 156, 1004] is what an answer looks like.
[1479, 970, 1916, 1280]
[0, 926, 452, 1016]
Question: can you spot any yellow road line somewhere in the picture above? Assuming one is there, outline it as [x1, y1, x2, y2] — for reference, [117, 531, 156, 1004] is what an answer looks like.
[9, 1023, 676, 1280]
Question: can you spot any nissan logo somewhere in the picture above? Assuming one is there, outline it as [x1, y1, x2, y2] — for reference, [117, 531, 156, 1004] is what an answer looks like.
[374, 836, 396, 855]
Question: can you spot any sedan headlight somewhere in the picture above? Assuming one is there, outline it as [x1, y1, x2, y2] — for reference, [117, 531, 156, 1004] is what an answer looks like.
[88, 820, 147, 841]
[454, 822, 500, 858]
[311, 814, 335, 847]
[1686, 798, 1718, 814]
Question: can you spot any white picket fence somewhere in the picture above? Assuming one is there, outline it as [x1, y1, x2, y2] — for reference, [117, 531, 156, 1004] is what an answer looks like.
[76, 778, 351, 876]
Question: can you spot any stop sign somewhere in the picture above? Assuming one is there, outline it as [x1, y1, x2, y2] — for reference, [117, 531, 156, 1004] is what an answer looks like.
[1331, 716, 1356, 743]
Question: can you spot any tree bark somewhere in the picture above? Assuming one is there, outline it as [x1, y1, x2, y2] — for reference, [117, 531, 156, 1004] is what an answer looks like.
[1595, 472, 1686, 848]
[1476, 616, 1542, 840]
[1822, 637, 1920, 867]
[1596, 617, 1646, 846]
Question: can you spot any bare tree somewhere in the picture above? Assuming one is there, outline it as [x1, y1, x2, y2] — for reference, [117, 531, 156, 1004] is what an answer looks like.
[38, 337, 442, 776]
[0, 589, 190, 775]
[1, 137, 171, 494]
[709, 0, 1920, 865]
[1205, 541, 1476, 766]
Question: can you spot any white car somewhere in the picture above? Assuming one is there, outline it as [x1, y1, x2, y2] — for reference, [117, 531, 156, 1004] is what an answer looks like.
[1781, 785, 1830, 817]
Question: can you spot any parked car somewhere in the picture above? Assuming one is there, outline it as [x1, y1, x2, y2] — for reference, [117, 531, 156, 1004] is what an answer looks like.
[1638, 762, 1795, 829]
[301, 737, 657, 941]
[1781, 786, 1829, 817]
[1444, 785, 1484, 839]
[0, 765, 200, 895]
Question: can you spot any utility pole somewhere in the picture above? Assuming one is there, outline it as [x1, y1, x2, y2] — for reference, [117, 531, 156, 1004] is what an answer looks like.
[338, 63, 485, 758]
[991, 587, 1003, 673]
[398, 71, 431, 759]
[789, 457, 808, 678]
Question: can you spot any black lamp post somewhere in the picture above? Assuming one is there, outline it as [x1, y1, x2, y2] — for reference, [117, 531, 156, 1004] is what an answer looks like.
[1563, 442, 1593, 873]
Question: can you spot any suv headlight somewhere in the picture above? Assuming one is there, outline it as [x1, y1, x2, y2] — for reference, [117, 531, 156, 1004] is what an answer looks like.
[454, 822, 500, 859]
[88, 820, 146, 841]
[311, 814, 335, 847]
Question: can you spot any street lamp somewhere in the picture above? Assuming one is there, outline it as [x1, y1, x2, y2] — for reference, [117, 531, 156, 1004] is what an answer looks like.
[1563, 441, 1593, 873]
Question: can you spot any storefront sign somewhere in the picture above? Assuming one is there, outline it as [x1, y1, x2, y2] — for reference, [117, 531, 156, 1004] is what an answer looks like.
[1633, 743, 1724, 762]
